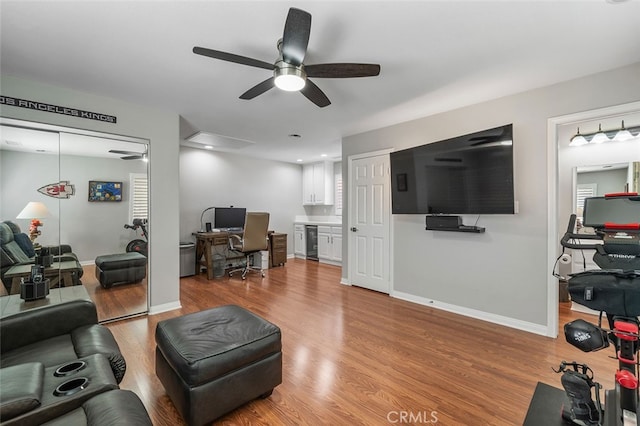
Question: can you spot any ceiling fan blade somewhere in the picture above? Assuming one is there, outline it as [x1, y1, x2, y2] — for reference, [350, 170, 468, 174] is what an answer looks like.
[281, 8, 311, 66]
[300, 79, 331, 108]
[240, 77, 276, 100]
[121, 155, 142, 160]
[109, 149, 138, 155]
[305, 63, 381, 78]
[193, 46, 275, 70]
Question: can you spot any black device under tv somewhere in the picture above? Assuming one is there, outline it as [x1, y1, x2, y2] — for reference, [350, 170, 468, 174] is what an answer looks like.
[390, 124, 515, 215]
[214, 207, 246, 230]
[425, 215, 485, 233]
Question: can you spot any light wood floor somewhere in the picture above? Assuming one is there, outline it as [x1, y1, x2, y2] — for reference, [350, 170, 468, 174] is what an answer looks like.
[81, 264, 147, 322]
[105, 258, 618, 425]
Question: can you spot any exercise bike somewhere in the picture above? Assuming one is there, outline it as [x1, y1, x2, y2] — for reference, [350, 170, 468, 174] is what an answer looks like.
[554, 193, 640, 426]
[124, 218, 148, 257]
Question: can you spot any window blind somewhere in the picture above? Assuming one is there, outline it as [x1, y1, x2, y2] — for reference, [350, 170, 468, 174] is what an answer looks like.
[130, 173, 148, 221]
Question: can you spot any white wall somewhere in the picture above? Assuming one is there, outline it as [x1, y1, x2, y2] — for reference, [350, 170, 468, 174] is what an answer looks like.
[179, 146, 306, 252]
[342, 62, 640, 331]
[577, 169, 629, 195]
[0, 74, 180, 312]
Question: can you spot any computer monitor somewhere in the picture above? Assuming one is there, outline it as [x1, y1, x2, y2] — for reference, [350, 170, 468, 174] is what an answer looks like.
[214, 207, 246, 230]
[583, 195, 640, 229]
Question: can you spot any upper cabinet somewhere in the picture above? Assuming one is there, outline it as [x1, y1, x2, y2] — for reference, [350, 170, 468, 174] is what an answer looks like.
[302, 161, 334, 205]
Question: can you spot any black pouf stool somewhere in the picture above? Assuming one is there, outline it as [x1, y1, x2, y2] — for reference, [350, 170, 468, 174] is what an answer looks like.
[155, 305, 282, 426]
[94, 252, 147, 288]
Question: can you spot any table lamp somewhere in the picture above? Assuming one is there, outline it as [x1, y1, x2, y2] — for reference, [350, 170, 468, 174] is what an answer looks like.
[200, 206, 215, 232]
[16, 201, 52, 243]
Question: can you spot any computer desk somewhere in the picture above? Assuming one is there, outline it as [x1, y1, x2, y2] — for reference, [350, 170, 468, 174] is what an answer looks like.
[194, 231, 243, 280]
[194, 230, 287, 279]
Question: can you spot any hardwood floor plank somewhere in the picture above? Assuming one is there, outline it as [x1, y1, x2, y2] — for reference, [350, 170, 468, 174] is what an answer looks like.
[106, 259, 618, 425]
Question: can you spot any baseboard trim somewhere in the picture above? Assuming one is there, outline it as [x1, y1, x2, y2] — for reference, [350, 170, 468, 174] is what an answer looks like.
[149, 301, 181, 315]
[340, 277, 350, 286]
[391, 290, 549, 337]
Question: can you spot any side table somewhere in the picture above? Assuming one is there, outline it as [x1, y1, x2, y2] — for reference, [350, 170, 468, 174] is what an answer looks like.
[4, 260, 78, 294]
[0, 285, 92, 319]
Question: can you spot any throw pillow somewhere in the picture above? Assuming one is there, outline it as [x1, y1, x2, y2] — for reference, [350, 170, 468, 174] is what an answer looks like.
[13, 233, 36, 258]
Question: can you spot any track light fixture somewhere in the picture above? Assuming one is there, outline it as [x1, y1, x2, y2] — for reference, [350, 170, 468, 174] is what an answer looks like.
[569, 120, 640, 147]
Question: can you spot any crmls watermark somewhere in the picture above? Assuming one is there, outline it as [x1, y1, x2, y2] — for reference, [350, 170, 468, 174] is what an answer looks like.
[387, 410, 438, 424]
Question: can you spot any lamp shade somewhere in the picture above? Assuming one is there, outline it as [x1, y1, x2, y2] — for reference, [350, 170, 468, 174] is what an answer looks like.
[16, 201, 52, 219]
[569, 128, 588, 147]
[614, 120, 634, 142]
[590, 124, 608, 144]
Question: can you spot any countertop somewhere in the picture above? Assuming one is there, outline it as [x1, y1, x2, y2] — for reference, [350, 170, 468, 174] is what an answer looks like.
[294, 216, 342, 226]
[295, 221, 342, 226]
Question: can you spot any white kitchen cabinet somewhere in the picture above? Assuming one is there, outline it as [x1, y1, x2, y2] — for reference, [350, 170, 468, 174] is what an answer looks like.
[331, 227, 342, 262]
[294, 224, 306, 258]
[317, 225, 342, 265]
[302, 161, 334, 205]
[318, 226, 331, 259]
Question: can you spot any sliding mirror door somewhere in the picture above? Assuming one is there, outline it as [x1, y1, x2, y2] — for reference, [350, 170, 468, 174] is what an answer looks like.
[1, 126, 62, 303]
[0, 120, 149, 322]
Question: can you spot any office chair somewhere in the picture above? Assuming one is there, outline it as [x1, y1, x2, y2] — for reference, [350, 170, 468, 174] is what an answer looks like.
[228, 212, 270, 280]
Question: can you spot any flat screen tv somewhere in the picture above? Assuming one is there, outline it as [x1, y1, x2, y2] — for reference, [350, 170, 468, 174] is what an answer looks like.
[390, 124, 514, 215]
[88, 181, 122, 202]
[214, 207, 246, 230]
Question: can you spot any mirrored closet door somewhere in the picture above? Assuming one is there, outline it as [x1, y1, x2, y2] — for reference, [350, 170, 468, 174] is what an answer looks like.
[0, 118, 149, 322]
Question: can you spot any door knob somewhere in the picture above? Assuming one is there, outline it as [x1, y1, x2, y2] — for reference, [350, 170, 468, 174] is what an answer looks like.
[350, 227, 358, 232]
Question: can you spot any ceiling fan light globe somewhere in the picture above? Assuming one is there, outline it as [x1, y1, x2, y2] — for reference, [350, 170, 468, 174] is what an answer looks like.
[274, 64, 306, 91]
[275, 74, 305, 91]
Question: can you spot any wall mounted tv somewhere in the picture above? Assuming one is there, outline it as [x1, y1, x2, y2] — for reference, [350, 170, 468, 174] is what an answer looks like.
[88, 181, 122, 202]
[390, 124, 514, 215]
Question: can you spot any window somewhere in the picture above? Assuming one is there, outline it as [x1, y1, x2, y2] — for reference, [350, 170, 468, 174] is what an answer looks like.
[335, 170, 343, 216]
[576, 183, 596, 226]
[129, 173, 148, 222]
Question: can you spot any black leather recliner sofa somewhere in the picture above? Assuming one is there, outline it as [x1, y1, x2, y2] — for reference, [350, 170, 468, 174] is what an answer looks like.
[1, 299, 126, 381]
[0, 299, 151, 425]
[0, 220, 84, 293]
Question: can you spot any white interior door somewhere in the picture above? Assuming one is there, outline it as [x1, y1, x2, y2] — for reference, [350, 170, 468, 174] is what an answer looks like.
[348, 153, 391, 293]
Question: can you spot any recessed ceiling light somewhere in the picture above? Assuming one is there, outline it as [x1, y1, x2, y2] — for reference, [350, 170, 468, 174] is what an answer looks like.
[320, 154, 327, 157]
[296, 159, 303, 162]
[204, 145, 213, 150]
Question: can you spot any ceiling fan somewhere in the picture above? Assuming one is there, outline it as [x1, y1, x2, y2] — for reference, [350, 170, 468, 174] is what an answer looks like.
[193, 7, 381, 108]
[109, 149, 147, 161]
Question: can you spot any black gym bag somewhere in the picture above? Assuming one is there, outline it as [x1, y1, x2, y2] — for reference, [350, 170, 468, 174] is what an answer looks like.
[568, 270, 640, 317]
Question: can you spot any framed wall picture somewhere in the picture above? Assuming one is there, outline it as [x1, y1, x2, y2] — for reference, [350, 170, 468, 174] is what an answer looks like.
[88, 181, 122, 202]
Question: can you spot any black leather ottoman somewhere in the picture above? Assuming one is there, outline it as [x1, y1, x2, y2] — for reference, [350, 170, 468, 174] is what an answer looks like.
[94, 252, 147, 288]
[155, 305, 282, 426]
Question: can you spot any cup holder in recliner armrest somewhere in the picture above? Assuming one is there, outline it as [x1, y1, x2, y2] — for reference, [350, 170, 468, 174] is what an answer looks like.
[54, 361, 86, 377]
[53, 377, 90, 397]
